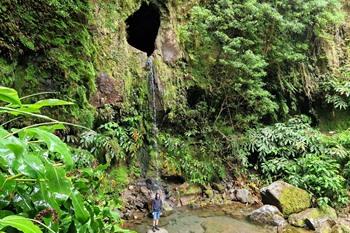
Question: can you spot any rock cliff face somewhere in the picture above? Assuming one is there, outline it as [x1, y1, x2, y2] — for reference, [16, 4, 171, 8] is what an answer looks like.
[90, 0, 350, 126]
[90, 0, 197, 114]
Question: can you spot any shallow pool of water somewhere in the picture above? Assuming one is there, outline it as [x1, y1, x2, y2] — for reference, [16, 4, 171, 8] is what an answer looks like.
[130, 206, 276, 233]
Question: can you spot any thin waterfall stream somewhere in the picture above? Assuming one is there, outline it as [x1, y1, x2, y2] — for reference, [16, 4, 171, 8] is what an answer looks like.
[147, 57, 160, 180]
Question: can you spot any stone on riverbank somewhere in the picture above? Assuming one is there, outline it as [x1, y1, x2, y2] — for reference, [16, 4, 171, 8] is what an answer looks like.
[147, 228, 168, 233]
[235, 189, 253, 204]
[331, 220, 350, 233]
[204, 186, 214, 198]
[249, 204, 287, 227]
[212, 183, 226, 193]
[288, 207, 337, 228]
[261, 181, 311, 216]
[162, 201, 174, 217]
[179, 183, 202, 196]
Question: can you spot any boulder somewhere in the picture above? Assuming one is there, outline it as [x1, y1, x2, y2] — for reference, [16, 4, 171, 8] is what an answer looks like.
[282, 225, 315, 233]
[249, 205, 287, 227]
[235, 189, 253, 204]
[180, 195, 199, 206]
[261, 181, 311, 216]
[331, 220, 350, 233]
[314, 219, 333, 233]
[288, 207, 337, 228]
[162, 201, 174, 217]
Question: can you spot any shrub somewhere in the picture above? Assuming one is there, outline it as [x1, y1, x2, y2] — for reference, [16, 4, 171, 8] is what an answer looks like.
[245, 115, 349, 206]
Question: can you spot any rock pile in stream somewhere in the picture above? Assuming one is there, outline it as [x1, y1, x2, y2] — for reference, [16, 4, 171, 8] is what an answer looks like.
[121, 178, 259, 221]
[249, 181, 350, 233]
[122, 178, 350, 233]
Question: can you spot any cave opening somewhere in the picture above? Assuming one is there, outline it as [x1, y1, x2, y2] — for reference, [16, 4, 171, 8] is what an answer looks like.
[125, 2, 160, 56]
[187, 86, 206, 108]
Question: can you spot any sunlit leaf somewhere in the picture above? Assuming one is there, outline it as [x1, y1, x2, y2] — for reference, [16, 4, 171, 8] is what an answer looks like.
[45, 165, 72, 197]
[71, 190, 90, 224]
[20, 99, 74, 113]
[23, 128, 73, 169]
[0, 87, 21, 106]
[0, 215, 42, 233]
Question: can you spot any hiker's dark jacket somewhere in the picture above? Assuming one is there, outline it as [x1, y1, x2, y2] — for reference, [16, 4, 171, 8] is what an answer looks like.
[152, 199, 162, 212]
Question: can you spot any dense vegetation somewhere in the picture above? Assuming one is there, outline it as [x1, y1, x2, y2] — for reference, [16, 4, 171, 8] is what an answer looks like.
[0, 0, 349, 232]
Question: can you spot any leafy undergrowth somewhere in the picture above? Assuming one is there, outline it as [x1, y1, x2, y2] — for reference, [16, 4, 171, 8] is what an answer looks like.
[0, 86, 133, 233]
[244, 115, 350, 207]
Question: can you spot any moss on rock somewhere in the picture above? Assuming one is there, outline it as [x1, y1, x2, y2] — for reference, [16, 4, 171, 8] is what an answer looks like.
[288, 207, 337, 228]
[261, 181, 311, 216]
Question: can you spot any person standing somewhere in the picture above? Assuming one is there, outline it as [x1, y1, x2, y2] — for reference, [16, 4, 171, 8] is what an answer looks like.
[151, 193, 162, 232]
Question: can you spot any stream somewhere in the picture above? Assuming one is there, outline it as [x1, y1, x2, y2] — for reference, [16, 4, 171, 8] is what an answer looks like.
[130, 205, 278, 233]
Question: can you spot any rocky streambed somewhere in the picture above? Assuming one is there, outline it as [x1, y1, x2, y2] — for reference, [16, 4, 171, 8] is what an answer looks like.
[121, 179, 350, 233]
[130, 205, 277, 233]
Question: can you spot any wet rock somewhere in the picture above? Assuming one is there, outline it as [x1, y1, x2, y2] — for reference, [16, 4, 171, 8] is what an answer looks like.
[212, 183, 225, 193]
[282, 225, 314, 233]
[179, 183, 202, 196]
[235, 189, 253, 204]
[159, 28, 181, 64]
[204, 185, 214, 198]
[331, 220, 350, 233]
[249, 205, 287, 227]
[261, 181, 311, 216]
[180, 195, 199, 206]
[147, 228, 168, 233]
[90, 72, 123, 107]
[145, 178, 161, 191]
[313, 220, 333, 233]
[288, 207, 337, 228]
[162, 201, 174, 217]
[228, 189, 237, 201]
[132, 211, 145, 220]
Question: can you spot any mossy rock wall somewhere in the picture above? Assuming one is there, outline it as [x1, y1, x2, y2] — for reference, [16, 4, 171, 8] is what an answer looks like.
[0, 0, 197, 127]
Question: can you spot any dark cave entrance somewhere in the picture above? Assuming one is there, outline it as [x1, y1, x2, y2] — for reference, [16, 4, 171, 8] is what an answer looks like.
[125, 2, 161, 56]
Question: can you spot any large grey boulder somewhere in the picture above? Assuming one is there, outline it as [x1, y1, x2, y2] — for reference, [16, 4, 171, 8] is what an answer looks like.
[249, 205, 287, 227]
[261, 181, 311, 216]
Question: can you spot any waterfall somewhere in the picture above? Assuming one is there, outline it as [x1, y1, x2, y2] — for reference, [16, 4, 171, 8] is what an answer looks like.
[147, 57, 160, 180]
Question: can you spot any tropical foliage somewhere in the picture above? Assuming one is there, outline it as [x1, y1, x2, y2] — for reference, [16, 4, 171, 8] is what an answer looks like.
[0, 86, 132, 232]
[244, 116, 349, 206]
[0, 0, 350, 230]
[179, 0, 344, 128]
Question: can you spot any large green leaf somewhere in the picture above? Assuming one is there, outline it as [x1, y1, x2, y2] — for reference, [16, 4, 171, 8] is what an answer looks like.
[0, 87, 21, 106]
[23, 128, 73, 169]
[45, 165, 72, 197]
[0, 215, 42, 233]
[0, 174, 16, 193]
[20, 99, 74, 113]
[0, 138, 23, 169]
[0, 127, 9, 138]
[13, 153, 45, 178]
[3, 136, 26, 157]
[71, 190, 90, 224]
[37, 181, 60, 211]
[0, 174, 15, 209]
